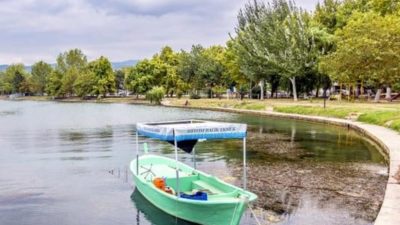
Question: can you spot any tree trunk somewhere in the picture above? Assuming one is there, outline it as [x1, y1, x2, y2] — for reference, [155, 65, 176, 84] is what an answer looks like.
[289, 77, 298, 101]
[374, 88, 382, 102]
[249, 81, 252, 99]
[259, 79, 264, 100]
[385, 86, 391, 99]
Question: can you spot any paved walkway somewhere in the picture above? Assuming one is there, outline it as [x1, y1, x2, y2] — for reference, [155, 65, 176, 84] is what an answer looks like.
[165, 104, 400, 224]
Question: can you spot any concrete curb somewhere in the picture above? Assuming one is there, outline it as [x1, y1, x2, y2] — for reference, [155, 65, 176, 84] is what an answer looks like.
[164, 104, 400, 224]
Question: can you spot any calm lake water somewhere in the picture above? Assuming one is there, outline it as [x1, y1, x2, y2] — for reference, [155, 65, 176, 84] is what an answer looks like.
[0, 100, 387, 225]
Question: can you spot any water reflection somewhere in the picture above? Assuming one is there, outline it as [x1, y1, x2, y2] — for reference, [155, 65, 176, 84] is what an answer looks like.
[131, 189, 197, 225]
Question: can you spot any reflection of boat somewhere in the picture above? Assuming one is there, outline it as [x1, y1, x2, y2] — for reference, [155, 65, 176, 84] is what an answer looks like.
[130, 120, 257, 225]
[131, 188, 196, 225]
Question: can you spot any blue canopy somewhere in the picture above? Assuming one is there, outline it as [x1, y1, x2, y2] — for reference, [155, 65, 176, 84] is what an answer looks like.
[136, 120, 247, 153]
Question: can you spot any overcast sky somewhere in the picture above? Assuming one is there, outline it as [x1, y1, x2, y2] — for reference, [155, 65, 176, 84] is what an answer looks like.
[0, 0, 319, 65]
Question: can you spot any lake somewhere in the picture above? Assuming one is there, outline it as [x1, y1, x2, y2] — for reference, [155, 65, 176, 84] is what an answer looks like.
[0, 100, 388, 225]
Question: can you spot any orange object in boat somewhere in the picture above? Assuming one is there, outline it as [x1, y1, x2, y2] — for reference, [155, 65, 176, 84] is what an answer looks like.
[153, 177, 165, 190]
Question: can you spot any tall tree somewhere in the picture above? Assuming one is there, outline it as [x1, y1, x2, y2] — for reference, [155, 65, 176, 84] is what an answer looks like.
[125, 59, 155, 98]
[47, 49, 88, 97]
[31, 61, 53, 95]
[88, 56, 115, 97]
[3, 64, 28, 94]
[74, 70, 96, 98]
[177, 45, 204, 91]
[235, 0, 316, 101]
[223, 39, 249, 99]
[320, 11, 400, 102]
[46, 70, 63, 97]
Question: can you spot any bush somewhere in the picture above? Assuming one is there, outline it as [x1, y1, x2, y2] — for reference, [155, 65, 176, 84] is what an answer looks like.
[212, 85, 226, 99]
[176, 90, 183, 99]
[146, 86, 165, 105]
[189, 92, 201, 99]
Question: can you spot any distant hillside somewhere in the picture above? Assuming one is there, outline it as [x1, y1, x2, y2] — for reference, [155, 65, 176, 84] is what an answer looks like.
[112, 60, 138, 70]
[0, 64, 9, 71]
[0, 59, 138, 72]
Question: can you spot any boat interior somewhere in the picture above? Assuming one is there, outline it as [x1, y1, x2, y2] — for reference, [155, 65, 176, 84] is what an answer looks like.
[135, 156, 247, 201]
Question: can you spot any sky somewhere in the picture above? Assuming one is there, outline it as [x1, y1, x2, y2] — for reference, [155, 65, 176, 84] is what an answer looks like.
[0, 0, 319, 65]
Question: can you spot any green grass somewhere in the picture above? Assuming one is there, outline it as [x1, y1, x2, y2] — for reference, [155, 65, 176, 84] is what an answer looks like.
[274, 106, 356, 118]
[390, 120, 400, 131]
[167, 98, 400, 133]
[233, 102, 266, 110]
[358, 111, 400, 132]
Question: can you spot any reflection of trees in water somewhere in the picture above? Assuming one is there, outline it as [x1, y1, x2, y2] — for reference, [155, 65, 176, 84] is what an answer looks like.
[57, 127, 114, 153]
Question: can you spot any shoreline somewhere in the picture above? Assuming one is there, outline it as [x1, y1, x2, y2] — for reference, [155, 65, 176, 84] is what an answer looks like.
[2, 96, 400, 224]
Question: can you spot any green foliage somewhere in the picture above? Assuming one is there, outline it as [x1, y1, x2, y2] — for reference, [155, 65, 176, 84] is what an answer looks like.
[234, 0, 316, 101]
[320, 11, 400, 92]
[146, 86, 165, 104]
[2, 64, 28, 94]
[114, 70, 125, 90]
[56, 48, 87, 73]
[223, 39, 248, 88]
[61, 67, 79, 96]
[125, 59, 155, 97]
[46, 70, 63, 97]
[211, 85, 226, 99]
[74, 70, 96, 98]
[47, 49, 88, 97]
[31, 61, 53, 95]
[88, 56, 115, 97]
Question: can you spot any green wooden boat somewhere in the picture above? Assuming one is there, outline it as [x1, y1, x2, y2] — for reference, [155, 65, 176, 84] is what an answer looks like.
[130, 120, 257, 225]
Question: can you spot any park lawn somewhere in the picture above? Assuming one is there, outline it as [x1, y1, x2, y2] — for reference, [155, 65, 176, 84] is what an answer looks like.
[358, 111, 400, 132]
[273, 105, 357, 118]
[166, 98, 400, 132]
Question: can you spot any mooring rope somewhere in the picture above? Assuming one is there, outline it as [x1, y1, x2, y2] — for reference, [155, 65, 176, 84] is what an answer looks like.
[247, 203, 262, 225]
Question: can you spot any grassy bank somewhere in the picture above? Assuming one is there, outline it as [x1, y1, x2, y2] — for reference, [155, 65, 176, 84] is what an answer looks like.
[166, 98, 400, 132]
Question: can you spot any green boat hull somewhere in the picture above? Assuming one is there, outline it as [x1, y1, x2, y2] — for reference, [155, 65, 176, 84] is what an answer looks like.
[130, 155, 257, 225]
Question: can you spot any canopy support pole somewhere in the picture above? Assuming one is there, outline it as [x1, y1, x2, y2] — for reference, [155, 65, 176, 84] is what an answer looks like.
[192, 147, 196, 169]
[243, 137, 247, 190]
[174, 132, 180, 198]
[136, 131, 139, 175]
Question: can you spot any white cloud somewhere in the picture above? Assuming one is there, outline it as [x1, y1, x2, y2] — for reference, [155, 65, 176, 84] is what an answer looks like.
[0, 0, 319, 65]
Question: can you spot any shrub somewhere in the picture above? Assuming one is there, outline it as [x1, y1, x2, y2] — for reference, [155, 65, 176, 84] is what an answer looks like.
[176, 90, 183, 99]
[212, 85, 226, 99]
[146, 86, 165, 105]
[189, 92, 201, 99]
